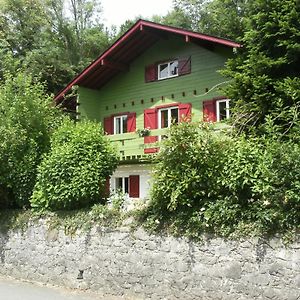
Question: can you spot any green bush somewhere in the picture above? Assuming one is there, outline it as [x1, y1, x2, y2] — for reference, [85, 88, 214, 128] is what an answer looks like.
[31, 120, 119, 210]
[140, 122, 300, 238]
[0, 72, 64, 208]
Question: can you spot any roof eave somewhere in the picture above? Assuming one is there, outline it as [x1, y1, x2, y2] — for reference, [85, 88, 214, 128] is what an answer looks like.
[54, 19, 241, 102]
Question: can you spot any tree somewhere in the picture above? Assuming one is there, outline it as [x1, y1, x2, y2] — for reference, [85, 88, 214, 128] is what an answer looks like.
[152, 8, 193, 30]
[173, 0, 248, 40]
[0, 70, 65, 208]
[31, 120, 119, 211]
[0, 0, 111, 94]
[224, 0, 300, 137]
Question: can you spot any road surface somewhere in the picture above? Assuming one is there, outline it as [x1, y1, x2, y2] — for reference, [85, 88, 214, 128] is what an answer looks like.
[0, 276, 124, 300]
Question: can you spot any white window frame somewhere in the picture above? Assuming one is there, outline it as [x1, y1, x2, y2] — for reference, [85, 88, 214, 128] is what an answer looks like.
[158, 106, 179, 129]
[157, 60, 179, 80]
[114, 177, 129, 194]
[114, 115, 127, 134]
[216, 99, 230, 122]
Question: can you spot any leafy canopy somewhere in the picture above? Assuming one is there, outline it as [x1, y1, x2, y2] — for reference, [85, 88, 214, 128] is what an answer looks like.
[31, 120, 119, 211]
[140, 122, 300, 239]
[224, 0, 300, 137]
[0, 71, 64, 208]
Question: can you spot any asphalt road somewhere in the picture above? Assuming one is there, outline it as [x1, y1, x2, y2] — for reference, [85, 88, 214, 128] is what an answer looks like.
[0, 277, 123, 300]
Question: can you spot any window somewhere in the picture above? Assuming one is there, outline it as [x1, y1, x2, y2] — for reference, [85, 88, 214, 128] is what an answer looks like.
[216, 99, 230, 121]
[104, 112, 136, 135]
[145, 56, 191, 83]
[112, 175, 140, 198]
[114, 115, 128, 134]
[158, 60, 178, 80]
[115, 177, 129, 194]
[144, 103, 191, 153]
[158, 106, 179, 128]
[203, 98, 230, 122]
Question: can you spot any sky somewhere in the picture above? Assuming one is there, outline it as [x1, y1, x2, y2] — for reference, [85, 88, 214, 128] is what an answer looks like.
[101, 0, 174, 28]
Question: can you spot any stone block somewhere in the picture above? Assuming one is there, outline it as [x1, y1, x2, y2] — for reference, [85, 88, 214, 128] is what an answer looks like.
[224, 262, 242, 279]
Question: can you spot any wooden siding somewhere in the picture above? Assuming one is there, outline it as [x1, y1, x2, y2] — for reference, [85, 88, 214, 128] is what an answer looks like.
[78, 35, 232, 158]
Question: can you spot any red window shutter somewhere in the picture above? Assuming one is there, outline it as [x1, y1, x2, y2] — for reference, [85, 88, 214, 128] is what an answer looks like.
[127, 112, 136, 132]
[104, 177, 110, 197]
[145, 64, 157, 82]
[129, 175, 140, 198]
[104, 116, 113, 134]
[203, 100, 217, 122]
[178, 57, 191, 76]
[144, 108, 158, 154]
[179, 103, 192, 122]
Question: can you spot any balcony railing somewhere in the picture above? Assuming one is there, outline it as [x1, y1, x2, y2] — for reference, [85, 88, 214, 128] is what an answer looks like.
[107, 123, 230, 162]
[107, 128, 169, 162]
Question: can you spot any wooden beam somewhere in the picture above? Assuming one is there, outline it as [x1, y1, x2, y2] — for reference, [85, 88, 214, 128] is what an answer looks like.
[142, 28, 168, 40]
[101, 58, 128, 71]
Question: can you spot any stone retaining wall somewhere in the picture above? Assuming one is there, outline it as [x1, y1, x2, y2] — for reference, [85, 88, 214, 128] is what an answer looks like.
[0, 221, 299, 299]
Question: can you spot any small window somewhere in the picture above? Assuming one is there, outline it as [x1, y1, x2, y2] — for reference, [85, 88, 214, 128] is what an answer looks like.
[158, 60, 178, 80]
[158, 106, 179, 129]
[115, 177, 129, 194]
[114, 115, 128, 134]
[216, 99, 230, 121]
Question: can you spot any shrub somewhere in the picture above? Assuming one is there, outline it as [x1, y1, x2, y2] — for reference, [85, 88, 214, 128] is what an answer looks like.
[31, 120, 119, 210]
[140, 122, 300, 238]
[0, 72, 64, 208]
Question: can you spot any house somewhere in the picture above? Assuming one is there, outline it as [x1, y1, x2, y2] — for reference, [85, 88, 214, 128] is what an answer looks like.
[54, 19, 241, 200]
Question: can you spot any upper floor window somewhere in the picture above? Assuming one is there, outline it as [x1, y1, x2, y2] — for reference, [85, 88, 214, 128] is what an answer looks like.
[216, 99, 230, 121]
[158, 106, 179, 128]
[114, 115, 128, 134]
[158, 60, 178, 80]
[145, 56, 191, 83]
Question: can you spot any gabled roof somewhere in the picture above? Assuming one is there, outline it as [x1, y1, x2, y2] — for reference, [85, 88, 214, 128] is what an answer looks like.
[55, 19, 241, 102]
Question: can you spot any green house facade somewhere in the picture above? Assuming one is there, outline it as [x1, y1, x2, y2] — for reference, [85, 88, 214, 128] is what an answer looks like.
[55, 20, 241, 200]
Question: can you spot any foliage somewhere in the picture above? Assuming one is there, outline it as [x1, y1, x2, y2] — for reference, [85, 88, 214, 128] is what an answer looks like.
[0, 72, 64, 208]
[0, 203, 124, 235]
[0, 0, 112, 93]
[138, 122, 300, 239]
[173, 0, 248, 40]
[152, 8, 193, 30]
[31, 120, 119, 211]
[224, 0, 300, 137]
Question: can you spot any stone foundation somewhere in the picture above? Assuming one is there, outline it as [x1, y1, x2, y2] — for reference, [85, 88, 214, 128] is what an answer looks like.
[0, 221, 299, 299]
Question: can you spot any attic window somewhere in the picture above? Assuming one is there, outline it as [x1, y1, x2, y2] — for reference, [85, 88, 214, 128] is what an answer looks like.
[158, 60, 178, 80]
[145, 56, 191, 83]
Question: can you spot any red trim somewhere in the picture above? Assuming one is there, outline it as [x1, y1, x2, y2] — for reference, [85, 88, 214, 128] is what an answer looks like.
[129, 175, 140, 198]
[54, 19, 241, 102]
[104, 177, 110, 197]
[144, 108, 158, 154]
[55, 21, 142, 102]
[138, 20, 241, 48]
[203, 100, 217, 122]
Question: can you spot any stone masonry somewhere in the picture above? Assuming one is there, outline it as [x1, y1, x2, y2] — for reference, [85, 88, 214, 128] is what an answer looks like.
[0, 220, 299, 299]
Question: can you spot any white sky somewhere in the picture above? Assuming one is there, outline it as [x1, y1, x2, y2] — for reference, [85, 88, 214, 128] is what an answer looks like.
[101, 0, 174, 28]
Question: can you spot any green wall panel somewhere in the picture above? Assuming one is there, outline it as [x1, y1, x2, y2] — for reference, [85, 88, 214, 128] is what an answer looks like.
[78, 36, 232, 158]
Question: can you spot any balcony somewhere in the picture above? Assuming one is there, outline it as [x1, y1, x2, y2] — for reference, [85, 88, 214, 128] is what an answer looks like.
[107, 128, 168, 163]
[107, 123, 230, 163]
